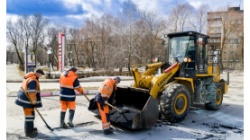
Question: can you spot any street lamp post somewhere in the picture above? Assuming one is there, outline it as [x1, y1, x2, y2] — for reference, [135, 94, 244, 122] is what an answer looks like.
[25, 42, 28, 74]
[47, 45, 53, 78]
[67, 43, 76, 67]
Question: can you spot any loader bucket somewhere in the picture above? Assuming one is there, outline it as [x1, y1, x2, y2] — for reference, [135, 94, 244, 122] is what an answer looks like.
[88, 87, 159, 129]
[111, 87, 159, 129]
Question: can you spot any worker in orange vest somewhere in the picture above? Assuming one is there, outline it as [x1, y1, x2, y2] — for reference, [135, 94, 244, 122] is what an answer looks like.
[15, 69, 45, 138]
[59, 67, 88, 128]
[95, 76, 121, 135]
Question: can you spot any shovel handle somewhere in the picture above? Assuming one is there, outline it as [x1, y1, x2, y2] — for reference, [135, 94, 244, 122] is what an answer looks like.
[83, 94, 90, 102]
[105, 102, 122, 113]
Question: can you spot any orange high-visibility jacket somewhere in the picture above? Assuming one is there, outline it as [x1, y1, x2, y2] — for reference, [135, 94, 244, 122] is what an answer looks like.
[59, 71, 83, 101]
[22, 73, 40, 104]
[15, 72, 42, 108]
[99, 78, 116, 99]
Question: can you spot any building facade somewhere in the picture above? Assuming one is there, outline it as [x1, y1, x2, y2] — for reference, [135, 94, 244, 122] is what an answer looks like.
[207, 7, 244, 69]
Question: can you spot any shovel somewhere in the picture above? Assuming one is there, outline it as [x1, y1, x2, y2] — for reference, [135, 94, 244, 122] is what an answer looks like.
[83, 91, 127, 114]
[105, 102, 124, 114]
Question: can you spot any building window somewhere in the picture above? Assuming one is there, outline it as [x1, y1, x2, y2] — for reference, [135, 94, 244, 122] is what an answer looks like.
[238, 38, 241, 43]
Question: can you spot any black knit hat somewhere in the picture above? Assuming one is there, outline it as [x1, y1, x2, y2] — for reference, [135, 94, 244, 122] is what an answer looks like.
[35, 69, 45, 75]
[64, 67, 77, 76]
[113, 76, 121, 83]
[69, 67, 77, 72]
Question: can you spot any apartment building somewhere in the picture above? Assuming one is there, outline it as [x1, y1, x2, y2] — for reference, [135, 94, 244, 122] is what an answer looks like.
[207, 7, 244, 69]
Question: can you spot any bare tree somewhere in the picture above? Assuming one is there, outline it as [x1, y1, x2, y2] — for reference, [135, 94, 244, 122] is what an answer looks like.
[207, 7, 243, 69]
[189, 4, 209, 33]
[120, 0, 141, 74]
[220, 9, 242, 69]
[140, 10, 166, 63]
[167, 3, 192, 32]
[68, 28, 81, 66]
[80, 15, 99, 69]
[30, 14, 49, 58]
[17, 15, 32, 71]
[6, 19, 24, 69]
[46, 26, 68, 70]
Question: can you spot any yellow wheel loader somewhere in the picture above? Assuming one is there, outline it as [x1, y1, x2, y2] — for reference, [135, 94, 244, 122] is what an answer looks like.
[88, 31, 229, 130]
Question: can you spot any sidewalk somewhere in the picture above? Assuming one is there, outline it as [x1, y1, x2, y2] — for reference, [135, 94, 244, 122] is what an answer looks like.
[6, 64, 134, 97]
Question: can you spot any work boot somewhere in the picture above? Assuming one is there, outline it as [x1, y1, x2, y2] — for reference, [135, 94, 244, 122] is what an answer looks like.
[104, 128, 113, 135]
[60, 122, 69, 129]
[60, 112, 69, 128]
[67, 110, 75, 128]
[67, 122, 74, 128]
[33, 127, 38, 132]
[25, 129, 38, 138]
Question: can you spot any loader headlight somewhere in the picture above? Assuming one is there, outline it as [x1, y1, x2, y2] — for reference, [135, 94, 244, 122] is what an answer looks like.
[184, 57, 188, 62]
[184, 57, 191, 63]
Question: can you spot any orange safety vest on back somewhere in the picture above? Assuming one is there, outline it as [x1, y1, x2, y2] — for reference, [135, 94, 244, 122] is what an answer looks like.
[60, 71, 83, 94]
[21, 72, 40, 104]
[99, 78, 115, 99]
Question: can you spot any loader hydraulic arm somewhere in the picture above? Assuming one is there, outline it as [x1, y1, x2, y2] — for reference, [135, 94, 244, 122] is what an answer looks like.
[132, 62, 180, 99]
[132, 62, 165, 88]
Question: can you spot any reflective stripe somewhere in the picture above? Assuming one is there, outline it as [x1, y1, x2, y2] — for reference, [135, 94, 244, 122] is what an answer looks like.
[27, 89, 39, 93]
[25, 115, 34, 118]
[101, 94, 109, 98]
[103, 127, 110, 130]
[31, 100, 37, 104]
[103, 122, 110, 129]
[60, 84, 74, 89]
[60, 94, 76, 98]
[25, 119, 34, 122]
[102, 85, 111, 92]
[22, 89, 40, 93]
[103, 122, 110, 127]
[75, 85, 81, 88]
[18, 98, 41, 104]
[18, 98, 32, 104]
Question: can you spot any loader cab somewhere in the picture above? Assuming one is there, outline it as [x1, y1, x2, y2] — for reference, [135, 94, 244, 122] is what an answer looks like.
[166, 31, 209, 78]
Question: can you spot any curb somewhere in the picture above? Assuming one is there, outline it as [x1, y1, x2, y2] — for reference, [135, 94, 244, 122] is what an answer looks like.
[7, 90, 99, 97]
[7, 77, 134, 83]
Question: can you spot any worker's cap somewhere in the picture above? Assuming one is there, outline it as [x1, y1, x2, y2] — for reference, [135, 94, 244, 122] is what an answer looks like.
[68, 67, 77, 72]
[35, 69, 45, 75]
[113, 76, 121, 83]
[64, 67, 77, 76]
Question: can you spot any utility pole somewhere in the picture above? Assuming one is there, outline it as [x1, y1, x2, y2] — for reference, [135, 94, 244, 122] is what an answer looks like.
[25, 42, 28, 74]
[67, 43, 76, 67]
[47, 44, 53, 78]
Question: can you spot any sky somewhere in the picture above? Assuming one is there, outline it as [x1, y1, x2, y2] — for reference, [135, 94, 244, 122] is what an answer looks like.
[6, 0, 245, 28]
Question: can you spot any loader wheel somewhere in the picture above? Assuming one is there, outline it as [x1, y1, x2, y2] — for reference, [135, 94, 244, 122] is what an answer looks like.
[205, 85, 223, 110]
[159, 83, 191, 123]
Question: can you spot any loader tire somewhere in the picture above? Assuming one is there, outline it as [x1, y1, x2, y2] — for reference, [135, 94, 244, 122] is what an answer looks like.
[205, 84, 223, 110]
[159, 83, 190, 123]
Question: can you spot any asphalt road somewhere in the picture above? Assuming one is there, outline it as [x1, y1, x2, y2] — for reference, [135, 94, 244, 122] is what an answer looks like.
[6, 70, 244, 140]
[5, 63, 244, 139]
